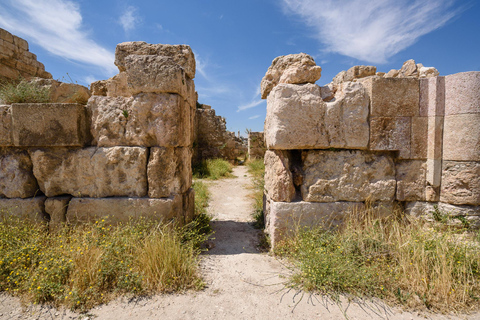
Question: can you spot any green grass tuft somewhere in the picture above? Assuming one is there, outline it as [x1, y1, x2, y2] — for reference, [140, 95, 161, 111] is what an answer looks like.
[0, 79, 50, 104]
[247, 159, 265, 229]
[193, 159, 233, 180]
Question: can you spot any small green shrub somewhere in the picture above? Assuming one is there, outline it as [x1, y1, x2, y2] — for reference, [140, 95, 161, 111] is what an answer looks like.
[247, 159, 265, 229]
[0, 79, 50, 104]
[193, 159, 233, 180]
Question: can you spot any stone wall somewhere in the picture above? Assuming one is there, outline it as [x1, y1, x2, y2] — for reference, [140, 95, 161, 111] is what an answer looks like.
[0, 28, 52, 81]
[248, 132, 265, 160]
[262, 54, 480, 247]
[0, 41, 196, 228]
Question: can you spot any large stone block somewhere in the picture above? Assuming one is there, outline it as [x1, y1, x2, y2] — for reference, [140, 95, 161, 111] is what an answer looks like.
[419, 77, 445, 117]
[0, 196, 47, 222]
[148, 147, 192, 198]
[0, 105, 12, 146]
[66, 195, 183, 225]
[265, 83, 328, 149]
[30, 147, 148, 198]
[30, 78, 91, 104]
[411, 117, 428, 160]
[369, 117, 411, 158]
[396, 160, 426, 201]
[0, 148, 39, 198]
[264, 150, 295, 202]
[10, 103, 89, 147]
[441, 161, 480, 205]
[45, 196, 72, 229]
[443, 114, 480, 161]
[89, 93, 191, 147]
[301, 150, 396, 202]
[124, 55, 187, 97]
[427, 116, 444, 160]
[445, 72, 480, 116]
[115, 41, 196, 79]
[405, 201, 480, 229]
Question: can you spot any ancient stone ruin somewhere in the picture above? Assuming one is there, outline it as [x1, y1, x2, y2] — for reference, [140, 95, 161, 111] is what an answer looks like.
[262, 53, 480, 247]
[248, 131, 266, 160]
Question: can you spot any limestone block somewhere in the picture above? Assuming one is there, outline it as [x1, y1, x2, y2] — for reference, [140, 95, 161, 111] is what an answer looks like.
[185, 78, 196, 110]
[405, 201, 480, 228]
[30, 147, 148, 198]
[384, 69, 399, 78]
[320, 84, 335, 102]
[0, 105, 12, 146]
[398, 59, 418, 78]
[0, 196, 47, 222]
[267, 201, 364, 248]
[426, 158, 442, 188]
[0, 28, 14, 43]
[344, 65, 376, 82]
[441, 161, 480, 206]
[66, 195, 183, 225]
[264, 150, 295, 202]
[365, 77, 420, 117]
[445, 72, 480, 115]
[396, 160, 426, 201]
[427, 116, 444, 160]
[301, 150, 396, 202]
[369, 117, 411, 158]
[115, 41, 196, 79]
[261, 53, 321, 99]
[183, 188, 195, 224]
[443, 114, 480, 161]
[0, 148, 39, 198]
[419, 67, 439, 79]
[325, 81, 369, 149]
[148, 147, 192, 198]
[411, 117, 428, 159]
[89, 93, 191, 147]
[124, 55, 187, 97]
[30, 78, 91, 104]
[45, 196, 72, 229]
[10, 103, 89, 147]
[265, 83, 328, 149]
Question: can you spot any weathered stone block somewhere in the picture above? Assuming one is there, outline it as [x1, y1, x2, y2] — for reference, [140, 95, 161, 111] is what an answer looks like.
[301, 150, 396, 202]
[369, 117, 411, 158]
[0, 148, 39, 198]
[426, 158, 442, 188]
[443, 114, 480, 161]
[148, 147, 192, 198]
[427, 116, 444, 160]
[344, 65, 376, 82]
[183, 188, 195, 224]
[45, 196, 72, 229]
[396, 160, 426, 201]
[445, 72, 480, 115]
[419, 77, 445, 117]
[264, 150, 295, 202]
[405, 201, 480, 229]
[0, 105, 12, 146]
[66, 195, 183, 225]
[30, 147, 148, 198]
[411, 117, 428, 159]
[441, 161, 480, 205]
[30, 78, 91, 104]
[0, 196, 47, 222]
[11, 103, 89, 147]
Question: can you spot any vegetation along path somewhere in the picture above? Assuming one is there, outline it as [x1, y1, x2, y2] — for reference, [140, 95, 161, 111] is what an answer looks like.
[1, 165, 478, 319]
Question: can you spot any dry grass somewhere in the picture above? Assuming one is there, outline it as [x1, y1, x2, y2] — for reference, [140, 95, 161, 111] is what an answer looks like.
[0, 79, 50, 104]
[193, 159, 233, 180]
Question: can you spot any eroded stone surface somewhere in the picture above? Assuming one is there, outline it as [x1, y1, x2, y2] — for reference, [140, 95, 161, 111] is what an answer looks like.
[396, 160, 426, 201]
[45, 196, 72, 229]
[445, 71, 480, 116]
[30, 78, 91, 104]
[0, 105, 12, 146]
[443, 114, 480, 161]
[0, 196, 47, 222]
[370, 117, 411, 158]
[0, 148, 38, 198]
[91, 72, 131, 98]
[264, 150, 295, 202]
[344, 65, 376, 82]
[441, 161, 480, 205]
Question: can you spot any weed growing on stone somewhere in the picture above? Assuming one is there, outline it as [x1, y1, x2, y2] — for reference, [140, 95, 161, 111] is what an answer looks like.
[193, 159, 233, 180]
[0, 79, 50, 104]
[247, 159, 265, 229]
[276, 206, 480, 313]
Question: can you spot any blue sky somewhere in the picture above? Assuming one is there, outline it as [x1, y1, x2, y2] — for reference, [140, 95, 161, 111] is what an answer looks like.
[0, 0, 479, 134]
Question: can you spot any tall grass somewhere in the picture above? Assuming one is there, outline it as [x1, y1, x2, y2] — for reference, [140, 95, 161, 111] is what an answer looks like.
[247, 159, 265, 229]
[0, 79, 50, 104]
[193, 159, 233, 180]
[277, 206, 480, 313]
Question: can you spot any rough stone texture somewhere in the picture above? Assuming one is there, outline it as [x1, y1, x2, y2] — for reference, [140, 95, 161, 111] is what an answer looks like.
[325, 81, 369, 149]
[89, 93, 191, 147]
[266, 200, 364, 247]
[398, 59, 418, 78]
[124, 55, 187, 97]
[411, 117, 428, 160]
[248, 132, 266, 160]
[301, 150, 396, 202]
[405, 201, 480, 229]
[91, 72, 131, 97]
[445, 72, 480, 116]
[0, 105, 12, 146]
[29, 78, 91, 104]
[265, 83, 328, 149]
[419, 66, 440, 79]
[0, 148, 39, 198]
[427, 158, 442, 188]
[419, 77, 445, 117]
[183, 187, 195, 224]
[66, 195, 183, 225]
[344, 65, 376, 82]
[320, 84, 335, 102]
[261, 53, 321, 99]
[114, 41, 196, 79]
[396, 160, 426, 201]
[441, 161, 480, 206]
[30, 147, 148, 198]
[427, 116, 444, 160]
[11, 103, 89, 147]
[384, 69, 400, 78]
[45, 196, 72, 229]
[0, 196, 47, 222]
[148, 147, 192, 198]
[443, 114, 480, 161]
[264, 150, 295, 202]
[369, 117, 411, 158]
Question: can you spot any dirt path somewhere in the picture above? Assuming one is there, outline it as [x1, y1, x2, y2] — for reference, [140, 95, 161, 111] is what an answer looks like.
[1, 166, 478, 319]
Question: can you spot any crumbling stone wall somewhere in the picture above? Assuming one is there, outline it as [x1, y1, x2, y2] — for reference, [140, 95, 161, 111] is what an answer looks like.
[0, 40, 196, 228]
[248, 132, 265, 160]
[0, 28, 52, 81]
[262, 53, 480, 247]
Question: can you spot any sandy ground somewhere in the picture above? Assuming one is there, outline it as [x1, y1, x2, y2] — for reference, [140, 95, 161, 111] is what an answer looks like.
[1, 165, 479, 319]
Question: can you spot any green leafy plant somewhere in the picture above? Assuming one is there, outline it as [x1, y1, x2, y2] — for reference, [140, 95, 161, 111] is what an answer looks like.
[0, 79, 50, 104]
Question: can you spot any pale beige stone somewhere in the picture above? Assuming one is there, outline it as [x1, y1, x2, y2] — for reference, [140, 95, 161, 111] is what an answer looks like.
[11, 103, 89, 147]
[427, 158, 442, 188]
[0, 105, 12, 146]
[445, 71, 480, 115]
[0, 196, 47, 222]
[427, 116, 444, 160]
[260, 53, 321, 99]
[419, 66, 439, 78]
[404, 201, 436, 219]
[45, 196, 72, 229]
[114, 41, 196, 79]
[331, 70, 346, 90]
[443, 114, 480, 161]
[384, 69, 399, 78]
[264, 150, 295, 202]
[396, 160, 426, 201]
[399, 59, 418, 77]
[30, 147, 148, 198]
[419, 77, 445, 117]
[30, 78, 91, 104]
[248, 132, 266, 160]
[320, 84, 335, 102]
[301, 150, 396, 202]
[405, 202, 480, 228]
[369, 117, 411, 158]
[441, 161, 480, 206]
[411, 117, 428, 159]
[265, 83, 328, 149]
[344, 65, 376, 82]
[183, 188, 195, 224]
[0, 148, 39, 198]
[376, 72, 386, 77]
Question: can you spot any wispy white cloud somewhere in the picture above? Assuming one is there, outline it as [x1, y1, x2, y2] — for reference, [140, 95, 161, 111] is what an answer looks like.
[120, 6, 141, 33]
[237, 99, 264, 112]
[0, 0, 116, 75]
[194, 51, 209, 80]
[249, 115, 261, 120]
[281, 0, 461, 63]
